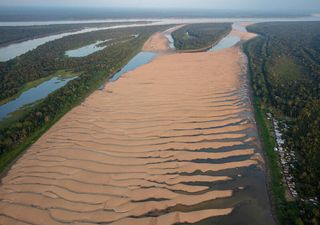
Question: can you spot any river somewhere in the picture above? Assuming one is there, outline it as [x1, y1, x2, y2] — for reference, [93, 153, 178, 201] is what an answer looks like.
[1, 16, 320, 62]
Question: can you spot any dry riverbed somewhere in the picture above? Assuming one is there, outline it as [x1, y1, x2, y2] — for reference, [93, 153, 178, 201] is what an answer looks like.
[0, 25, 274, 225]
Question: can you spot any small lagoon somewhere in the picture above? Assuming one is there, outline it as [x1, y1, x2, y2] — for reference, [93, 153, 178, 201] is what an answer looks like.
[0, 76, 77, 120]
[65, 40, 109, 57]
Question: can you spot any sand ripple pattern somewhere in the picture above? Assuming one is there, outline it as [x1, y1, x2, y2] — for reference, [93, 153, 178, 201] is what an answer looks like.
[0, 47, 263, 225]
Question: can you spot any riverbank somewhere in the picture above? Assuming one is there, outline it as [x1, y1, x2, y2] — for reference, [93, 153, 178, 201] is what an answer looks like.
[242, 21, 320, 224]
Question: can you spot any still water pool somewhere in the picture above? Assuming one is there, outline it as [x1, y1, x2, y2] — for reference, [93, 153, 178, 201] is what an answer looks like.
[65, 40, 109, 57]
[0, 76, 77, 120]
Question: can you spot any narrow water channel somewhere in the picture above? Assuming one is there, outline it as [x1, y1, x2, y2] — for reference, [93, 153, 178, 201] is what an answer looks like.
[209, 35, 241, 52]
[165, 33, 175, 50]
[208, 23, 244, 52]
[109, 51, 157, 81]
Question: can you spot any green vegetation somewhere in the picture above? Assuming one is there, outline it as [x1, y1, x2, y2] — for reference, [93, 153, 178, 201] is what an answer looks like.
[244, 21, 320, 225]
[0, 24, 171, 173]
[0, 25, 160, 101]
[271, 57, 306, 83]
[172, 23, 231, 51]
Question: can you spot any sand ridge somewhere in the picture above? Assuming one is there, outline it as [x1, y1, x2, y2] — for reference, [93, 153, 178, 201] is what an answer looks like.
[0, 25, 270, 225]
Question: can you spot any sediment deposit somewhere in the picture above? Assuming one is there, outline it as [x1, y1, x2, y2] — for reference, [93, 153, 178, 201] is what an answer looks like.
[0, 25, 274, 225]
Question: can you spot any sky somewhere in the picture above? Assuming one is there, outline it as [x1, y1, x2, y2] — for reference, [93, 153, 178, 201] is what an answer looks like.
[1, 0, 320, 11]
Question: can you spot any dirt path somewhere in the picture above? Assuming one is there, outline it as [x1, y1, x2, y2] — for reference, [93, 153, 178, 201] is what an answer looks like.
[0, 24, 275, 225]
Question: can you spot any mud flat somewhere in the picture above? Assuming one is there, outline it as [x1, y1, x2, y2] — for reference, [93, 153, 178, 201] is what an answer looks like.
[0, 26, 275, 225]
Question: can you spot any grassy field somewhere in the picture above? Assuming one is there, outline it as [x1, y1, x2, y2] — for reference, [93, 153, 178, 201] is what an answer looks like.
[270, 57, 305, 83]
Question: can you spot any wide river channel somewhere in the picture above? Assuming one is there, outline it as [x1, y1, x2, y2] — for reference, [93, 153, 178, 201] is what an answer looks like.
[1, 16, 319, 61]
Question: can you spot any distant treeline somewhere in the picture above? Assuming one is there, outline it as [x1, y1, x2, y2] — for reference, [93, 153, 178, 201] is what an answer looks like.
[172, 23, 231, 51]
[0, 24, 171, 171]
[244, 21, 320, 225]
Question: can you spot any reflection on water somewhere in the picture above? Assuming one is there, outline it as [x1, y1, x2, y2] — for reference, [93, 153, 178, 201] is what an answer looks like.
[65, 40, 110, 57]
[110, 52, 157, 81]
[0, 76, 77, 120]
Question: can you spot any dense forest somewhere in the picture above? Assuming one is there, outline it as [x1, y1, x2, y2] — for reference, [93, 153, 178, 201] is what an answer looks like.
[172, 23, 231, 51]
[244, 22, 320, 225]
[0, 22, 144, 47]
[0, 25, 159, 101]
[0, 24, 171, 171]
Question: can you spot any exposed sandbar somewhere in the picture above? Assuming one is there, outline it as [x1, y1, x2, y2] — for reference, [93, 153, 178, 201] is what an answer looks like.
[0, 28, 262, 225]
